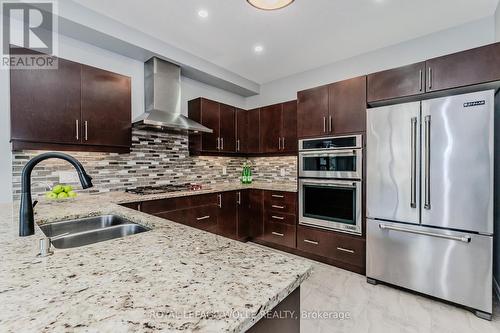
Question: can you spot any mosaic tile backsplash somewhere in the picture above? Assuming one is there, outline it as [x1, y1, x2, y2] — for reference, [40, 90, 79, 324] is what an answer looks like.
[12, 130, 297, 200]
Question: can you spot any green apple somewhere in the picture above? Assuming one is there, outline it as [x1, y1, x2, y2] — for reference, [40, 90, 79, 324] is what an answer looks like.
[67, 191, 77, 198]
[45, 192, 57, 200]
[57, 192, 69, 199]
[63, 185, 73, 193]
[52, 185, 64, 194]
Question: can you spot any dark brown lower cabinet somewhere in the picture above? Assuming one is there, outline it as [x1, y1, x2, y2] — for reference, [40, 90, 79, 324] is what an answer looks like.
[297, 225, 365, 274]
[120, 189, 365, 275]
[217, 192, 238, 239]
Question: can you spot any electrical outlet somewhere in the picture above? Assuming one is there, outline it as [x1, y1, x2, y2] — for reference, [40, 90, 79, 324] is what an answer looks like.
[222, 166, 227, 175]
[280, 168, 286, 177]
[58, 171, 79, 184]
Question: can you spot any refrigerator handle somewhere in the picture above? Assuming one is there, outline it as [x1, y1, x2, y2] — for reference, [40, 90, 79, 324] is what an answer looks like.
[379, 224, 471, 243]
[424, 115, 431, 210]
[410, 117, 417, 208]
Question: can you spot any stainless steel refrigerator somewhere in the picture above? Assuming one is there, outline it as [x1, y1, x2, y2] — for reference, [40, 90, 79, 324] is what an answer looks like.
[366, 90, 494, 319]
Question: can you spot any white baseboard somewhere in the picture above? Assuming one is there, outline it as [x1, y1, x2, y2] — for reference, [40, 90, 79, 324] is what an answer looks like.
[494, 277, 500, 302]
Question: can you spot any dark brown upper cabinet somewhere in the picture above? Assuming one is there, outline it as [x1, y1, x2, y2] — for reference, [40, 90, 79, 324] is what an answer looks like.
[10, 50, 131, 153]
[281, 100, 298, 153]
[246, 108, 261, 154]
[260, 103, 282, 153]
[236, 108, 248, 153]
[328, 76, 366, 135]
[367, 62, 426, 103]
[11, 57, 82, 146]
[297, 85, 329, 138]
[426, 42, 500, 92]
[260, 101, 298, 153]
[219, 103, 236, 152]
[189, 98, 220, 153]
[81, 65, 131, 148]
[297, 77, 366, 138]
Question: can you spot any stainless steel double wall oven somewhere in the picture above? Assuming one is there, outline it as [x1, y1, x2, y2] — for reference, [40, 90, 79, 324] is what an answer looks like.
[298, 135, 363, 235]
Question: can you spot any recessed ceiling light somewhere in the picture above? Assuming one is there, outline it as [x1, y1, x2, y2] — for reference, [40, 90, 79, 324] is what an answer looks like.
[198, 9, 208, 18]
[254, 45, 264, 53]
[247, 0, 294, 11]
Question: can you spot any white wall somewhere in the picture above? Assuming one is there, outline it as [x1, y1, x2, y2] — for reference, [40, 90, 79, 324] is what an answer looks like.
[496, 1, 500, 41]
[247, 17, 496, 108]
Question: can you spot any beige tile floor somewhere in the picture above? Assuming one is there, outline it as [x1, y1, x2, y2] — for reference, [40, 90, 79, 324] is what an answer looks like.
[253, 244, 500, 333]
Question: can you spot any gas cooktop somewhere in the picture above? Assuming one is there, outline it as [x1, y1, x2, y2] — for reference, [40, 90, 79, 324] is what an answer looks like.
[125, 184, 204, 195]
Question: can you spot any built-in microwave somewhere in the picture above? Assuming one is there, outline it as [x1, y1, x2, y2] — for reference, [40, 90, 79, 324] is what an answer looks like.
[299, 178, 362, 235]
[299, 135, 363, 179]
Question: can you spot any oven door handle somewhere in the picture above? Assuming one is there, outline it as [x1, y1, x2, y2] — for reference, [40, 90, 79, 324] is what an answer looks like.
[301, 181, 358, 188]
[300, 150, 357, 158]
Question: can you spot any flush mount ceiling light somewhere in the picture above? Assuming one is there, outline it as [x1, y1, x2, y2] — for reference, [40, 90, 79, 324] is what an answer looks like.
[247, 0, 294, 11]
[198, 9, 208, 18]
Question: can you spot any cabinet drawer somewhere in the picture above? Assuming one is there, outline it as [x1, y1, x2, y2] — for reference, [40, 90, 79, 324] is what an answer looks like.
[141, 193, 218, 214]
[156, 208, 192, 224]
[297, 226, 365, 267]
[264, 191, 296, 213]
[190, 205, 218, 233]
[264, 211, 296, 225]
[262, 221, 296, 248]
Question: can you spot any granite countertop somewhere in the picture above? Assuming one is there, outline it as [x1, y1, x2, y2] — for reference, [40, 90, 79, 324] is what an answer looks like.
[0, 182, 311, 333]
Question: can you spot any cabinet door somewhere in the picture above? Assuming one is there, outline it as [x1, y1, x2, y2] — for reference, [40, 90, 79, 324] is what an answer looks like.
[236, 109, 248, 153]
[248, 190, 264, 239]
[247, 108, 261, 153]
[367, 62, 425, 102]
[281, 100, 298, 153]
[426, 43, 500, 92]
[81, 65, 131, 147]
[217, 192, 238, 239]
[10, 57, 82, 145]
[236, 190, 250, 241]
[219, 103, 236, 152]
[297, 85, 329, 138]
[260, 103, 282, 153]
[329, 76, 367, 135]
[200, 99, 220, 152]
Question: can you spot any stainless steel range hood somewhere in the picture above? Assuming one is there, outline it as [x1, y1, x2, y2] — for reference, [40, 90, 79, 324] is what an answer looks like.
[133, 57, 213, 133]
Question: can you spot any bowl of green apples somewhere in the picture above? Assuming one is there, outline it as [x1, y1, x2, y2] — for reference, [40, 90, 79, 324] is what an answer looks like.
[45, 184, 77, 200]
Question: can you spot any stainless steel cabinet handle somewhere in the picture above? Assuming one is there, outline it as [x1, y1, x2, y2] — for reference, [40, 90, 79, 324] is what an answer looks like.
[424, 115, 431, 210]
[237, 192, 241, 205]
[196, 216, 210, 221]
[84, 121, 88, 141]
[337, 247, 355, 254]
[75, 120, 79, 140]
[272, 205, 284, 209]
[221, 137, 224, 150]
[137, 203, 142, 212]
[379, 224, 471, 243]
[410, 117, 417, 208]
[217, 194, 222, 208]
[216, 137, 220, 150]
[323, 117, 326, 133]
[271, 215, 285, 220]
[329, 116, 332, 132]
[419, 69, 423, 92]
[237, 139, 240, 152]
[271, 194, 284, 198]
[278, 137, 282, 150]
[272, 232, 284, 237]
[428, 67, 432, 90]
[282, 137, 285, 150]
[304, 239, 319, 245]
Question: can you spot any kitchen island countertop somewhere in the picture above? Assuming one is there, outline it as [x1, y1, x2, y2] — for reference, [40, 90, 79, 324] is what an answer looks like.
[0, 182, 311, 333]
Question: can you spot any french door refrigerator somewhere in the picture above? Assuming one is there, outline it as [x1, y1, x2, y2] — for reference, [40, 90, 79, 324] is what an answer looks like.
[366, 90, 494, 319]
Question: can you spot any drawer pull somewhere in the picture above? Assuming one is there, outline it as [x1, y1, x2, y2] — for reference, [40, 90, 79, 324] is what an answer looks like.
[272, 232, 284, 237]
[196, 216, 210, 221]
[336, 247, 355, 254]
[271, 194, 284, 198]
[272, 205, 285, 209]
[304, 239, 319, 245]
[271, 215, 285, 220]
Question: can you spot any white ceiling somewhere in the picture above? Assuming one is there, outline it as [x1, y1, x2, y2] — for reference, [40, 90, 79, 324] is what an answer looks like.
[74, 0, 499, 84]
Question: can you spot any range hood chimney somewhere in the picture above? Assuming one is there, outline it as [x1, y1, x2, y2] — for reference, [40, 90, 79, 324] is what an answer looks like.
[133, 57, 213, 133]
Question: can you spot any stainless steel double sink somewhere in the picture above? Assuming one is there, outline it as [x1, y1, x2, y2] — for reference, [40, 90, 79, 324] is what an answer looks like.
[39, 215, 150, 249]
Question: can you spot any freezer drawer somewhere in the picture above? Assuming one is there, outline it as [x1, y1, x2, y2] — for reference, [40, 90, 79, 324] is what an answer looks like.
[367, 219, 492, 314]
